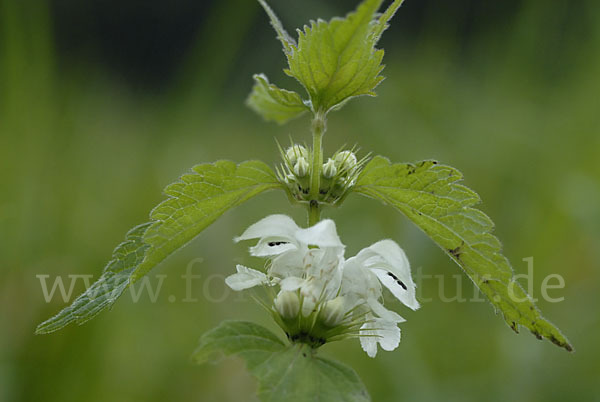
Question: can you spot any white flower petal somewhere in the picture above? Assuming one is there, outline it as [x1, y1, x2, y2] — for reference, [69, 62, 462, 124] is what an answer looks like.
[376, 320, 401, 351]
[234, 215, 302, 257]
[274, 290, 300, 319]
[280, 277, 304, 291]
[372, 267, 419, 311]
[295, 219, 344, 249]
[321, 296, 347, 327]
[360, 317, 401, 357]
[341, 257, 382, 300]
[301, 294, 318, 317]
[235, 214, 299, 242]
[322, 269, 343, 302]
[299, 277, 335, 317]
[367, 298, 406, 323]
[359, 325, 379, 358]
[225, 265, 269, 291]
[359, 239, 419, 310]
[250, 240, 298, 257]
[269, 250, 306, 278]
[305, 247, 343, 278]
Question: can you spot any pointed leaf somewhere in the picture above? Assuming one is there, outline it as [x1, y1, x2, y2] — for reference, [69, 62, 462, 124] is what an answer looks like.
[36, 223, 151, 334]
[354, 156, 572, 351]
[257, 0, 296, 53]
[192, 320, 285, 366]
[247, 73, 308, 124]
[36, 161, 283, 333]
[258, 0, 404, 114]
[371, 0, 404, 42]
[193, 321, 370, 402]
[133, 160, 282, 280]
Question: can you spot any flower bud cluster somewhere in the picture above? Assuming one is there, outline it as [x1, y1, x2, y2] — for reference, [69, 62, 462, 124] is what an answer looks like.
[279, 144, 312, 199]
[278, 143, 366, 205]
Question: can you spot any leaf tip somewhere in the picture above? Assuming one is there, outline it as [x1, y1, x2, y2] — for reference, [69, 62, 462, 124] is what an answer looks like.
[550, 334, 574, 352]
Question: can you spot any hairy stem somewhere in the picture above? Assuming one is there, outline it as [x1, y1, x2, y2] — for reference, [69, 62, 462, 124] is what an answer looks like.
[309, 200, 320, 226]
[308, 113, 326, 226]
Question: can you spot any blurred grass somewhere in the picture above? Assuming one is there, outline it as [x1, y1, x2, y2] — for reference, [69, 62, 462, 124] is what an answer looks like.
[1, 0, 599, 401]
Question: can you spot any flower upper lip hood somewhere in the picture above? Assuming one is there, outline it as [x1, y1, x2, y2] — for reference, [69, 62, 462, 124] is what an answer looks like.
[345, 239, 420, 311]
[227, 214, 420, 357]
[235, 214, 344, 253]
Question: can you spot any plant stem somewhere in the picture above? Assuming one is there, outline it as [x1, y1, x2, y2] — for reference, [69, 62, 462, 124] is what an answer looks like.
[308, 112, 326, 226]
[308, 200, 320, 226]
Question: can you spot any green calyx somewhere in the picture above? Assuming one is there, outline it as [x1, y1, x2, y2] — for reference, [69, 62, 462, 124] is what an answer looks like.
[271, 291, 360, 349]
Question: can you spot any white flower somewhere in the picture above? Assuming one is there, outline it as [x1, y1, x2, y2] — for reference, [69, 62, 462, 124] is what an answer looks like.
[234, 214, 343, 254]
[235, 214, 344, 280]
[226, 214, 419, 356]
[234, 214, 301, 257]
[341, 239, 419, 357]
[224, 265, 271, 291]
[232, 215, 345, 316]
[343, 239, 419, 311]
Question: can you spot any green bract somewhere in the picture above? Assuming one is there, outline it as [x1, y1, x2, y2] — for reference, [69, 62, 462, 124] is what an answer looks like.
[193, 321, 369, 402]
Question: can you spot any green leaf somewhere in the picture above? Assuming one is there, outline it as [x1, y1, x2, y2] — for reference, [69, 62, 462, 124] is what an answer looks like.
[133, 160, 282, 280]
[35, 223, 151, 334]
[258, 0, 404, 114]
[354, 156, 573, 351]
[36, 161, 282, 334]
[246, 73, 309, 124]
[257, 0, 296, 53]
[193, 321, 370, 402]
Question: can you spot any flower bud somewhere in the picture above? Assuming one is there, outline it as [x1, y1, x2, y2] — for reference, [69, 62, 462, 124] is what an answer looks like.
[285, 145, 308, 166]
[284, 173, 296, 184]
[334, 151, 357, 172]
[322, 158, 337, 179]
[293, 156, 310, 177]
[320, 297, 346, 327]
[275, 291, 300, 319]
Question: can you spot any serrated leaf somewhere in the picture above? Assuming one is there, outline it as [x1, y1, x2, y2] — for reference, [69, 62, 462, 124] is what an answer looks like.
[36, 223, 151, 334]
[246, 73, 308, 124]
[36, 161, 282, 334]
[257, 0, 296, 53]
[193, 321, 370, 402]
[258, 0, 404, 114]
[134, 160, 281, 280]
[354, 156, 573, 351]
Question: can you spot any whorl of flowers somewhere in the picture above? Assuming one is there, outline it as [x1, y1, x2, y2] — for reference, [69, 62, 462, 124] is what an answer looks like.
[226, 214, 419, 357]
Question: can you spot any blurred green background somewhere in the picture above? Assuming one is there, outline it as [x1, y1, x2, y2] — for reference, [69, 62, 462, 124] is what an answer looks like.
[1, 0, 599, 401]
